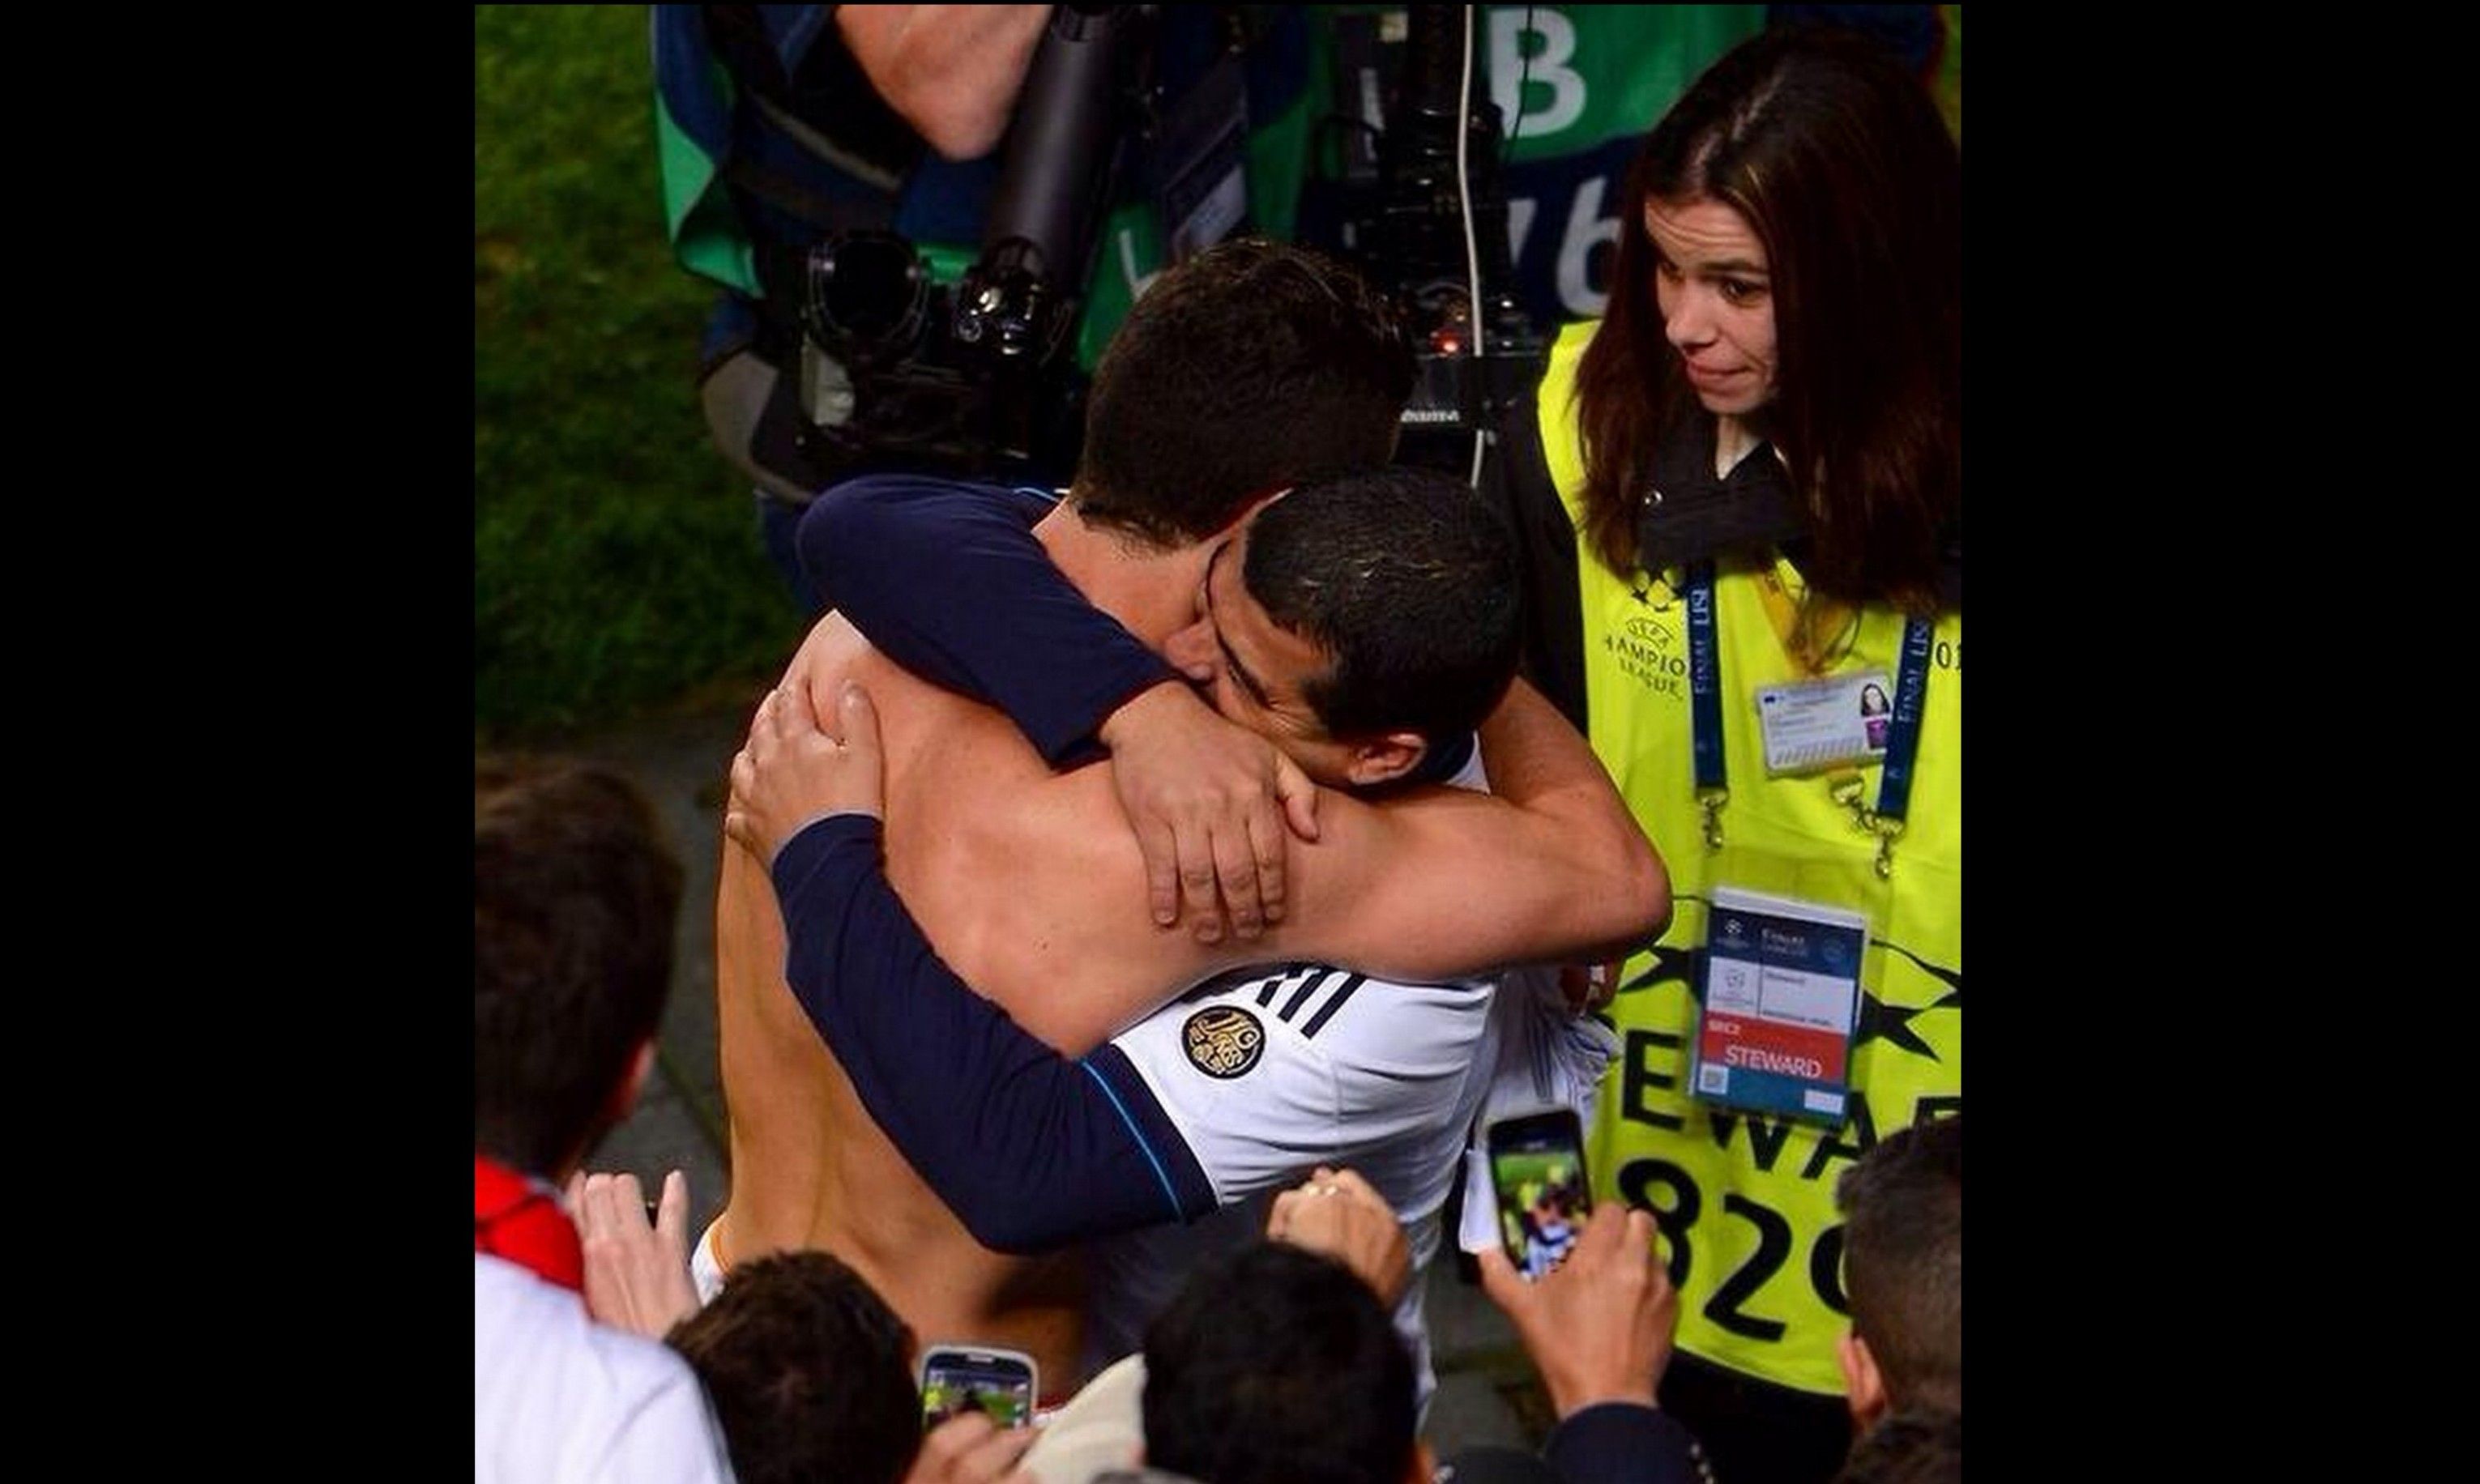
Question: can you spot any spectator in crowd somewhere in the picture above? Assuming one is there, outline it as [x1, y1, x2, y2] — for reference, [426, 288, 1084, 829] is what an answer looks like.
[567, 1161, 1415, 1484]
[1833, 1116, 1961, 1428]
[473, 755, 734, 1484]
[569, 1166, 1039, 1484]
[1140, 1243, 1424, 1484]
[1023, 1164, 1417, 1484]
[1829, 1405, 1959, 1484]
[1451, 1203, 1713, 1484]
[672, 1247, 1035, 1484]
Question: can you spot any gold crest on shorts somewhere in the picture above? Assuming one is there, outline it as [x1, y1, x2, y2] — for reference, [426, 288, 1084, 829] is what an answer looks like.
[1182, 1005, 1265, 1079]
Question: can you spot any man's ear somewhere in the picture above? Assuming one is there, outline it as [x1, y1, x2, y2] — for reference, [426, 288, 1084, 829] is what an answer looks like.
[1341, 731, 1428, 787]
[605, 1039, 658, 1126]
[1212, 487, 1293, 541]
[1838, 1329, 1888, 1431]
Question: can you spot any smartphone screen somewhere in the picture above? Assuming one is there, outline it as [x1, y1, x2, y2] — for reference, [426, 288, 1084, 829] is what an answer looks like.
[1486, 1107, 1591, 1281]
[919, 1346, 1038, 1431]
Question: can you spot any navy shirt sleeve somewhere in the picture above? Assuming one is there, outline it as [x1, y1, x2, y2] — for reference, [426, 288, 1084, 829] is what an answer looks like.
[768, 813, 1218, 1251]
[797, 473, 1180, 767]
[1539, 1403, 1716, 1484]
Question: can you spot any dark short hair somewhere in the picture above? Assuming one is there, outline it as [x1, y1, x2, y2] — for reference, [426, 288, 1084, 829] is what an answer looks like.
[1075, 238, 1414, 548]
[1142, 1243, 1415, 1484]
[1835, 1115, 1961, 1410]
[668, 1251, 923, 1484]
[474, 756, 682, 1175]
[1244, 465, 1520, 745]
[1834, 1405, 1961, 1484]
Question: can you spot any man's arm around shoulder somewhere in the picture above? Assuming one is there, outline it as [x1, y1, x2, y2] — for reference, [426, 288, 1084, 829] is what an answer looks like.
[1275, 679, 1670, 983]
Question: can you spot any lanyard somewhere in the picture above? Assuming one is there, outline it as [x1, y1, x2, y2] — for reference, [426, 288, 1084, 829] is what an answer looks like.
[1682, 562, 1935, 878]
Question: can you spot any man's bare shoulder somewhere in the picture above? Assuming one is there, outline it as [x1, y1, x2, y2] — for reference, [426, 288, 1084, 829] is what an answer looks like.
[785, 616, 1136, 876]
[779, 613, 937, 723]
[770, 613, 1025, 761]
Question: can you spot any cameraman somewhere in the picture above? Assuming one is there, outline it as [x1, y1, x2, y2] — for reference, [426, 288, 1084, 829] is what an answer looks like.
[654, 4, 1324, 615]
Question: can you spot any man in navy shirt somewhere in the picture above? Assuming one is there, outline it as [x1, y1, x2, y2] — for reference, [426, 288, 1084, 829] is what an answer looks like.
[709, 240, 1668, 1397]
[737, 463, 1644, 1402]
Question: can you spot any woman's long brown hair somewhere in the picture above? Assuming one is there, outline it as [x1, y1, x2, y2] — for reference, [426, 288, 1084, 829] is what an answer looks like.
[1575, 26, 1961, 615]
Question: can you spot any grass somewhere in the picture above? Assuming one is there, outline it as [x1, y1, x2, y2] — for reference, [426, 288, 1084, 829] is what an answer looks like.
[475, 4, 801, 743]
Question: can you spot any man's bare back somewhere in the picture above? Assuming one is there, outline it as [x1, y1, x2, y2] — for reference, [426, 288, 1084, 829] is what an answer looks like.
[715, 610, 1136, 1383]
[718, 603, 1315, 1379]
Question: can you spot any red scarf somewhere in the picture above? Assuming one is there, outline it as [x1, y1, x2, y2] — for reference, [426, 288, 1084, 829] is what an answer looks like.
[475, 1153, 583, 1293]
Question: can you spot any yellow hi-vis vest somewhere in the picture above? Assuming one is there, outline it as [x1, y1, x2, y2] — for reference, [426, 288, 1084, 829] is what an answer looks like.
[1539, 320, 1961, 1397]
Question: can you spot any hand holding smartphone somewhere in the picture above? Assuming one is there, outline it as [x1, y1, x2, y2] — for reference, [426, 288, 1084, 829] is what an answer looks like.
[1484, 1107, 1592, 1281]
[919, 1344, 1039, 1431]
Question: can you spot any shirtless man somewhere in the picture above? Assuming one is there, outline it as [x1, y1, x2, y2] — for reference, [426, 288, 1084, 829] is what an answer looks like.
[710, 241, 1667, 1394]
[732, 463, 1643, 1401]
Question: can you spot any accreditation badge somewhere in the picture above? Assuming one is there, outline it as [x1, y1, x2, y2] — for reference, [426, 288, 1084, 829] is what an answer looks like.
[1690, 885, 1866, 1125]
[1753, 669, 1895, 775]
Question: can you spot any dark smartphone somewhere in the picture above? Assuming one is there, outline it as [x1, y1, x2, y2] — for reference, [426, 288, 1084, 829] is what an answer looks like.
[919, 1344, 1039, 1431]
[1484, 1107, 1592, 1281]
